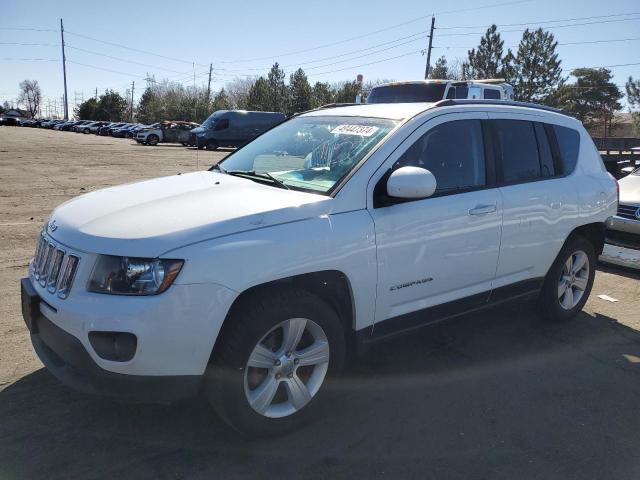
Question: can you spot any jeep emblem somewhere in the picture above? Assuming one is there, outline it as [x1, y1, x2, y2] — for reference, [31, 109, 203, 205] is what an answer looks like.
[48, 220, 58, 232]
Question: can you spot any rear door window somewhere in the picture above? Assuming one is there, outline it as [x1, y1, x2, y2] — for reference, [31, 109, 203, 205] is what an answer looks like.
[534, 123, 555, 177]
[494, 120, 541, 183]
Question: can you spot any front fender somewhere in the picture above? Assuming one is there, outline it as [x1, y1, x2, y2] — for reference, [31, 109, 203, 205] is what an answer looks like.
[168, 211, 377, 330]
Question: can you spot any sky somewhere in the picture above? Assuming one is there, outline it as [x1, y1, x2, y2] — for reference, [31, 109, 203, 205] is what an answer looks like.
[1, 0, 639, 116]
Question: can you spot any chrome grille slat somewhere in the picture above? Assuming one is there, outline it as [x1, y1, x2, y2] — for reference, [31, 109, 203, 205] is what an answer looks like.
[31, 233, 80, 299]
[617, 204, 640, 221]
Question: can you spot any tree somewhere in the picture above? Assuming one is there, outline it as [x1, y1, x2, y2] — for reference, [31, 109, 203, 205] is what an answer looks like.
[18, 79, 41, 118]
[289, 68, 312, 114]
[504, 28, 562, 103]
[552, 68, 622, 137]
[247, 77, 270, 111]
[462, 25, 505, 79]
[212, 88, 231, 111]
[333, 81, 360, 103]
[626, 76, 640, 136]
[225, 77, 255, 109]
[430, 56, 449, 80]
[136, 87, 161, 123]
[95, 90, 128, 121]
[311, 82, 334, 108]
[266, 62, 288, 112]
[75, 98, 99, 120]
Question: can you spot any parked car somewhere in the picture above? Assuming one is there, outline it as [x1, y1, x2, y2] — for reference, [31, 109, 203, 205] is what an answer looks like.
[190, 111, 285, 150]
[112, 123, 142, 138]
[0, 117, 22, 126]
[606, 166, 640, 249]
[21, 100, 616, 436]
[99, 122, 125, 135]
[136, 121, 199, 146]
[366, 79, 514, 104]
[87, 121, 110, 134]
[71, 120, 92, 132]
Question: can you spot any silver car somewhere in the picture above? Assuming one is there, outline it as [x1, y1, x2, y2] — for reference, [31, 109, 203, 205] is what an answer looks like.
[606, 166, 640, 249]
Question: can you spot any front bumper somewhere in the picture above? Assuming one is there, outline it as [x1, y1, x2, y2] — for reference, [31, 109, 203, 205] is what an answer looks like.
[22, 278, 202, 403]
[606, 215, 640, 250]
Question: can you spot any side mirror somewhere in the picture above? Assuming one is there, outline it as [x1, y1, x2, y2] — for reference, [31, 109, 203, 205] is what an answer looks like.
[386, 166, 437, 199]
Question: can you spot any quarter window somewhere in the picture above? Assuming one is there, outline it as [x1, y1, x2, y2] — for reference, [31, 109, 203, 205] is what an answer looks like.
[494, 120, 541, 183]
[395, 120, 486, 193]
[553, 125, 580, 174]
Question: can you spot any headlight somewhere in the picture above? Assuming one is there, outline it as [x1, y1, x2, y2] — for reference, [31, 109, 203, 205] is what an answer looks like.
[88, 255, 183, 295]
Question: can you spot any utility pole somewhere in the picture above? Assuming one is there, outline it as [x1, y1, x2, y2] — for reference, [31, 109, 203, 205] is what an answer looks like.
[424, 16, 435, 79]
[95, 88, 98, 100]
[130, 81, 135, 122]
[60, 19, 69, 119]
[206, 63, 213, 104]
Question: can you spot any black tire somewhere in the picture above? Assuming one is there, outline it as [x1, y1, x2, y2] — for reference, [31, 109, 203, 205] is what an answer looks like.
[206, 140, 218, 150]
[539, 235, 596, 321]
[205, 287, 346, 437]
[147, 134, 159, 146]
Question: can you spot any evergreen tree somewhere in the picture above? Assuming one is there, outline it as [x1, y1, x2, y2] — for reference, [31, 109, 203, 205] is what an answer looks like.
[430, 56, 449, 80]
[266, 62, 288, 112]
[626, 76, 640, 136]
[333, 81, 360, 103]
[75, 98, 99, 120]
[504, 28, 562, 103]
[212, 88, 231, 111]
[289, 68, 312, 114]
[462, 25, 505, 79]
[136, 87, 161, 123]
[311, 82, 334, 108]
[552, 68, 622, 137]
[94, 90, 129, 121]
[247, 77, 270, 111]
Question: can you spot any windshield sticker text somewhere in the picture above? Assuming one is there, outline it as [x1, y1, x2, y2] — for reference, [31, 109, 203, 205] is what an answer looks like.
[330, 125, 380, 137]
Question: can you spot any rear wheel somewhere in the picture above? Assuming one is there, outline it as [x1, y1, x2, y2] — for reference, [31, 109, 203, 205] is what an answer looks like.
[205, 287, 345, 436]
[146, 134, 159, 146]
[539, 236, 596, 321]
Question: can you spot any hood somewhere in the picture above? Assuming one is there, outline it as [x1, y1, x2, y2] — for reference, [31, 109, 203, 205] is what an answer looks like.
[619, 174, 640, 205]
[48, 171, 332, 257]
[190, 126, 206, 134]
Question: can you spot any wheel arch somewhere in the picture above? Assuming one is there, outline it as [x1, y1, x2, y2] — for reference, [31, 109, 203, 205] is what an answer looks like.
[212, 270, 357, 359]
[568, 222, 606, 256]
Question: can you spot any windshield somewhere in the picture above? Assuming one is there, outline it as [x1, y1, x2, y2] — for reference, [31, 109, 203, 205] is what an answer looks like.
[202, 115, 218, 129]
[367, 83, 447, 103]
[217, 116, 397, 194]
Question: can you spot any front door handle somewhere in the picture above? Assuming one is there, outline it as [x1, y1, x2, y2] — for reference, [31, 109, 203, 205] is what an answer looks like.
[469, 204, 497, 215]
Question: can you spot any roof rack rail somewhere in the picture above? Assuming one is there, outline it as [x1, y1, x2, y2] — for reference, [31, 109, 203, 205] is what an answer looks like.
[433, 99, 570, 117]
[318, 103, 360, 109]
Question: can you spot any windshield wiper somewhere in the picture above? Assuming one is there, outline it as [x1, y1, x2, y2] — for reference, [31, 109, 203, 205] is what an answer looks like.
[225, 170, 290, 190]
[212, 163, 227, 173]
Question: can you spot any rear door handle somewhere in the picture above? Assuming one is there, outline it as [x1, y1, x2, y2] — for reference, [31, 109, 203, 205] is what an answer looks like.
[469, 204, 497, 215]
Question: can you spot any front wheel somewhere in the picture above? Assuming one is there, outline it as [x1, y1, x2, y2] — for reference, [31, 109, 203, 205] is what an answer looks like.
[206, 139, 218, 150]
[539, 235, 596, 321]
[205, 288, 346, 436]
[146, 134, 159, 146]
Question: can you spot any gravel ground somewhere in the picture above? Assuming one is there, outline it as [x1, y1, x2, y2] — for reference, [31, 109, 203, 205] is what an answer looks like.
[1, 127, 639, 480]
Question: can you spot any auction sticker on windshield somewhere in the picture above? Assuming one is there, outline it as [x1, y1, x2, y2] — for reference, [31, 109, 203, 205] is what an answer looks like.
[330, 125, 380, 137]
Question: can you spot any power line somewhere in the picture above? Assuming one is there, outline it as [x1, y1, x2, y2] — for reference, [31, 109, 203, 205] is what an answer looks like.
[0, 57, 57, 61]
[434, 36, 640, 50]
[436, 11, 640, 29]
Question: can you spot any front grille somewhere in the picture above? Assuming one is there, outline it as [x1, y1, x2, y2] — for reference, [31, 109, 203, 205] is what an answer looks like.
[32, 233, 80, 299]
[617, 204, 640, 221]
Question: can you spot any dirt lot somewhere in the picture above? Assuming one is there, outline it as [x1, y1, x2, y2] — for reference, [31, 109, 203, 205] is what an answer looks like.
[1, 127, 640, 479]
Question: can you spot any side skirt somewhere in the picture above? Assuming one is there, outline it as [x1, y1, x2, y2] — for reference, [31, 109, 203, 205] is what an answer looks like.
[356, 278, 544, 348]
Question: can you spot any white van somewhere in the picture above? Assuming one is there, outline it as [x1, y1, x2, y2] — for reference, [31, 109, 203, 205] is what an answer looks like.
[366, 79, 514, 103]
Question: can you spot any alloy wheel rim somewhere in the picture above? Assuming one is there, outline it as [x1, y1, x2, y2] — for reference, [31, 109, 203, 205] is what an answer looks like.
[243, 318, 330, 418]
[558, 250, 589, 310]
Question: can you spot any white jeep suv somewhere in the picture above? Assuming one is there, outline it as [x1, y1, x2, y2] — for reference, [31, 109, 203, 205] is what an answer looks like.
[21, 100, 617, 435]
